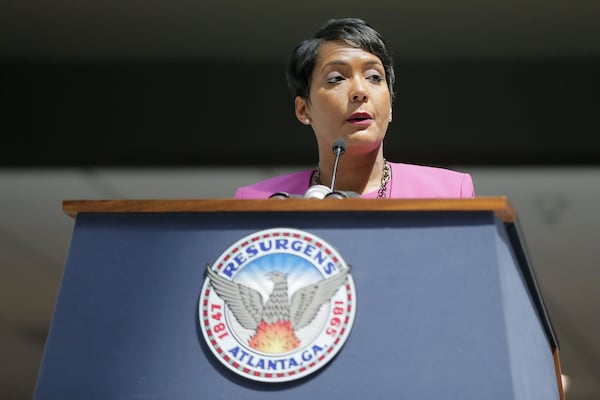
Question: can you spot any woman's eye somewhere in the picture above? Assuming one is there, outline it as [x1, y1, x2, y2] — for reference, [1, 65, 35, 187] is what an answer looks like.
[326, 75, 345, 84]
[368, 74, 383, 83]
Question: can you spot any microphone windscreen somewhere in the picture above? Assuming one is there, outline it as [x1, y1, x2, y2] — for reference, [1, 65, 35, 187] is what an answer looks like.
[304, 184, 331, 199]
[269, 192, 292, 199]
[269, 192, 302, 199]
[332, 139, 347, 154]
[325, 190, 360, 199]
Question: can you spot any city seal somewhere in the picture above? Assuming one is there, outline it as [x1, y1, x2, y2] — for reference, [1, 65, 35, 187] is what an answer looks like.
[199, 227, 356, 383]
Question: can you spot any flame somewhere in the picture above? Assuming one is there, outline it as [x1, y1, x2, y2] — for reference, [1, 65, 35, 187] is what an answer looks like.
[248, 320, 300, 353]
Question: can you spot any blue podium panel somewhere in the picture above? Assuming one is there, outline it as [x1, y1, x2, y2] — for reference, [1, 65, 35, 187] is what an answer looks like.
[35, 211, 558, 400]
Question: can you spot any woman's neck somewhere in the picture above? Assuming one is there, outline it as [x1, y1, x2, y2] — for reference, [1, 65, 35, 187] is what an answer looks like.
[316, 148, 386, 195]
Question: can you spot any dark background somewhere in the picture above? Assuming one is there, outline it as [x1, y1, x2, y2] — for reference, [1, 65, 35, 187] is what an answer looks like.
[2, 0, 600, 168]
[3, 58, 599, 167]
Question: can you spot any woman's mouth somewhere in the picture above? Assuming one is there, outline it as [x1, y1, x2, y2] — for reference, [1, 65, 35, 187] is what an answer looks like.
[347, 112, 373, 125]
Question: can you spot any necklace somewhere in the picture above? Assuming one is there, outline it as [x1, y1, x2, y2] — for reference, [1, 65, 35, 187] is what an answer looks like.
[311, 160, 391, 199]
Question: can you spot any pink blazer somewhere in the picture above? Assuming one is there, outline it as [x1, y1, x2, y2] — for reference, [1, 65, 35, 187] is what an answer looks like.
[235, 162, 475, 199]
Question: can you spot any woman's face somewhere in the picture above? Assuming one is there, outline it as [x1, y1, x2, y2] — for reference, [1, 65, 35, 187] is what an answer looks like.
[295, 40, 392, 155]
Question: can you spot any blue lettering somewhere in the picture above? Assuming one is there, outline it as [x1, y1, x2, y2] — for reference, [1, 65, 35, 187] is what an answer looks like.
[301, 350, 313, 362]
[314, 250, 326, 265]
[246, 245, 258, 257]
[222, 238, 338, 278]
[311, 344, 324, 355]
[222, 262, 238, 277]
[234, 253, 246, 266]
[259, 241, 272, 251]
[246, 354, 255, 367]
[303, 244, 316, 257]
[228, 346, 240, 357]
[275, 238, 289, 249]
[255, 358, 265, 369]
[239, 349, 250, 362]
[268, 359, 278, 370]
[323, 261, 336, 275]
[228, 347, 310, 372]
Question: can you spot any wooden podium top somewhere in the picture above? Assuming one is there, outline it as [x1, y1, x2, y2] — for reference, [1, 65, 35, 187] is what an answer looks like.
[63, 197, 516, 222]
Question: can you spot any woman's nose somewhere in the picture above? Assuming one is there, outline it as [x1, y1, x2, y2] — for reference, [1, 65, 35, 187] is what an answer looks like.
[350, 80, 368, 102]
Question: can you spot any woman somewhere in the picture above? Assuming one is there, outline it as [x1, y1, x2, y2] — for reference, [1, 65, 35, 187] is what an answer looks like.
[235, 18, 474, 199]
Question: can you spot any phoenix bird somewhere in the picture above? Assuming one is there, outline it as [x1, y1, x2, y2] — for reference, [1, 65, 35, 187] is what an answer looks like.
[206, 265, 350, 352]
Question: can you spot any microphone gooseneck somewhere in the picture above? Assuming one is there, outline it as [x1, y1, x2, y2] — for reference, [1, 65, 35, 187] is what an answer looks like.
[330, 139, 347, 192]
[303, 184, 331, 199]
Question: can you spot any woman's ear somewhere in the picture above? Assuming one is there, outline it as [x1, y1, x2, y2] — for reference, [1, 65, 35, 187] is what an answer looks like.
[295, 96, 311, 125]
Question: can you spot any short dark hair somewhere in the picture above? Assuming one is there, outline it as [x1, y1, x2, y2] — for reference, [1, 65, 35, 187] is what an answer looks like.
[287, 18, 395, 102]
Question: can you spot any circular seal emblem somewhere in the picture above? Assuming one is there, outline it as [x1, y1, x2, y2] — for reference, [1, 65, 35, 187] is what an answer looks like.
[199, 228, 356, 383]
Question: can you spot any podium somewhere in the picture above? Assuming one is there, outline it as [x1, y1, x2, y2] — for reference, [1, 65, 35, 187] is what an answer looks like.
[35, 198, 564, 399]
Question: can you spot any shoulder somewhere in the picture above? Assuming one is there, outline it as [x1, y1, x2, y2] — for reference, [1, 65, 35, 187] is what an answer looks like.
[388, 162, 475, 198]
[234, 169, 313, 199]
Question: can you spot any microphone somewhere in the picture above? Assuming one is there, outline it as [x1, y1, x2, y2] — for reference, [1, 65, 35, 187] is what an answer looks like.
[269, 192, 302, 199]
[304, 184, 331, 199]
[325, 139, 359, 198]
[330, 139, 346, 192]
[325, 190, 360, 199]
[304, 139, 346, 199]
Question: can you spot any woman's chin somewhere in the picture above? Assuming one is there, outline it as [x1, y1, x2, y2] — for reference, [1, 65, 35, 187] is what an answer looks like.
[345, 131, 385, 146]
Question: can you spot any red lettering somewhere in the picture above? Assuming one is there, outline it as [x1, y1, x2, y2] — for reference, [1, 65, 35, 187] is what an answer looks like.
[326, 301, 346, 336]
[210, 304, 229, 339]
